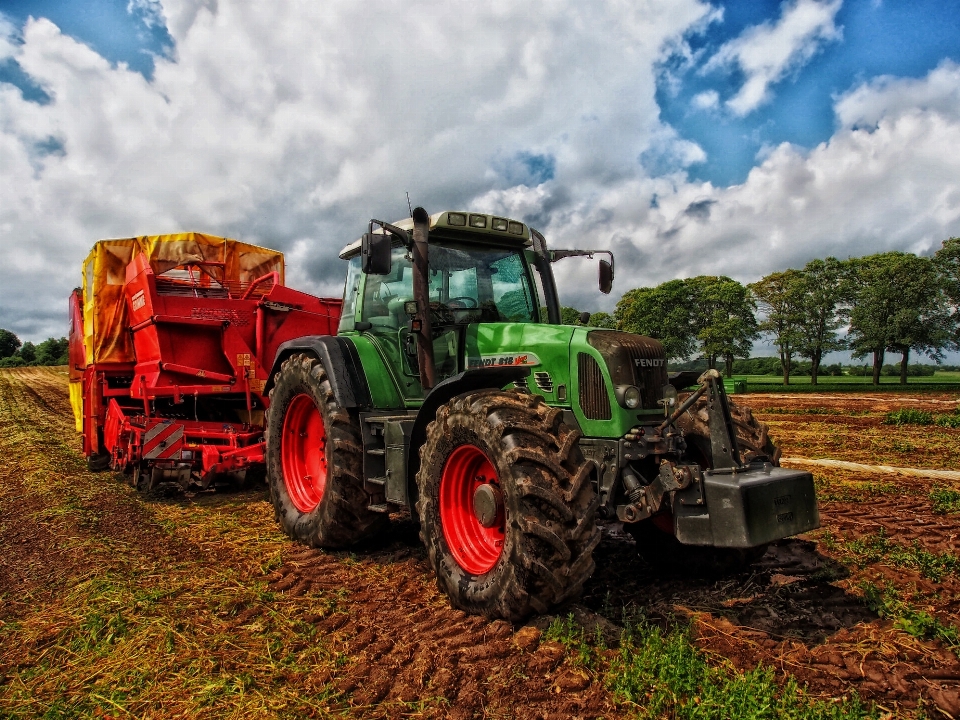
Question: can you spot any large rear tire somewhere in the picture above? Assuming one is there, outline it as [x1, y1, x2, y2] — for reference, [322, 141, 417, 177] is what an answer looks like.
[265, 354, 387, 547]
[416, 390, 600, 622]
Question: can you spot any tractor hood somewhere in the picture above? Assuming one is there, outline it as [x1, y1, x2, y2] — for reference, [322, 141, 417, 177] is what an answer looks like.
[464, 323, 668, 437]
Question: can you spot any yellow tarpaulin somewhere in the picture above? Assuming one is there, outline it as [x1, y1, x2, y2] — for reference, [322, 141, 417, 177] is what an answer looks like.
[69, 380, 83, 432]
[81, 232, 285, 365]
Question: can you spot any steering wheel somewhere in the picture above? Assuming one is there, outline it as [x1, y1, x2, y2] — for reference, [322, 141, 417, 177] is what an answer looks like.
[446, 296, 479, 309]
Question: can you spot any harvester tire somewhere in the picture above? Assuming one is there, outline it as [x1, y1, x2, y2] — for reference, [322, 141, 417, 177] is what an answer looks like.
[265, 354, 387, 548]
[628, 397, 777, 575]
[87, 451, 111, 472]
[416, 389, 600, 622]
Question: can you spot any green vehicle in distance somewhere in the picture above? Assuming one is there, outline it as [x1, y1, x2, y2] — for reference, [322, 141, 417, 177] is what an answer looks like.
[264, 208, 819, 621]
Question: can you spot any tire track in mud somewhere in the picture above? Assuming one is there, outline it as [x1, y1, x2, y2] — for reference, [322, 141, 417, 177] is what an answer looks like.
[266, 539, 616, 719]
[828, 495, 960, 555]
[7, 370, 960, 715]
[0, 368, 205, 623]
[751, 493, 960, 716]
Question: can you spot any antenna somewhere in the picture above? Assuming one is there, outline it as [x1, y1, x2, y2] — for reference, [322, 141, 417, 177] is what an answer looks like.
[406, 192, 413, 218]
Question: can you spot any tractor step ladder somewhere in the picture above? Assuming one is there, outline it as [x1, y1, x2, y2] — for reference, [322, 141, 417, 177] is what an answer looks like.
[361, 414, 414, 512]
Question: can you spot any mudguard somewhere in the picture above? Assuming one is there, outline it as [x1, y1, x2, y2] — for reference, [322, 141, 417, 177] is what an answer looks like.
[266, 335, 372, 409]
[406, 366, 532, 506]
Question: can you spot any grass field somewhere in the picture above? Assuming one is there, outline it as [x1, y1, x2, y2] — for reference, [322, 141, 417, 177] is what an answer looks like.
[2, 368, 960, 718]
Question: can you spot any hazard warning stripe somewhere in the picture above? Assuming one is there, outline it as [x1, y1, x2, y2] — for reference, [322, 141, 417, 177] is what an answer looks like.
[143, 422, 172, 444]
[143, 423, 184, 459]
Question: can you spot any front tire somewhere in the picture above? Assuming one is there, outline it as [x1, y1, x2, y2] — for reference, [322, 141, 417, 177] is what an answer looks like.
[416, 390, 600, 621]
[265, 354, 387, 547]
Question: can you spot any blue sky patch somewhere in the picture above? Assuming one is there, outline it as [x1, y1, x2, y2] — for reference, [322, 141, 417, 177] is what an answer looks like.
[658, 0, 960, 186]
[1, 0, 172, 79]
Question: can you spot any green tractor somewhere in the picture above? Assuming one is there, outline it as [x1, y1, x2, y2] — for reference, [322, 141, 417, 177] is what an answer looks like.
[264, 207, 819, 621]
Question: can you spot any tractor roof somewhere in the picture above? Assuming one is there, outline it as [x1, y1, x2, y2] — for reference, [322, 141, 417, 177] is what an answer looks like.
[339, 211, 531, 259]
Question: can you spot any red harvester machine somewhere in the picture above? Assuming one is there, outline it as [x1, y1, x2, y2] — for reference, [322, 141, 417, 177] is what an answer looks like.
[69, 233, 340, 490]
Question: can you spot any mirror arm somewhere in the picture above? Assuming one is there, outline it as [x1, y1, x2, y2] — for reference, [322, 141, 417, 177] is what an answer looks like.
[550, 248, 615, 274]
[369, 219, 412, 247]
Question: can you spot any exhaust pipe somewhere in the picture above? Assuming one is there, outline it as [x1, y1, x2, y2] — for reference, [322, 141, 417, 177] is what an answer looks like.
[411, 207, 436, 390]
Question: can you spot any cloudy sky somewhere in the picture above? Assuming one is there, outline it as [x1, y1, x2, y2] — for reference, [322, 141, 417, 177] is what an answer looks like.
[1, 0, 959, 360]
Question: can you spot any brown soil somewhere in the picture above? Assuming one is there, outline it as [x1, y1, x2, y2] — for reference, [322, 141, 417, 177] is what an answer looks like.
[3, 372, 960, 717]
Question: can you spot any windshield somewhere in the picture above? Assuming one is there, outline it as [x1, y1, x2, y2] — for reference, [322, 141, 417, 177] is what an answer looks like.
[360, 243, 539, 327]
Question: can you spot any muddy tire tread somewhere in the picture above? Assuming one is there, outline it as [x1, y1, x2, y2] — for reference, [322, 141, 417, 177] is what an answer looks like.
[416, 389, 599, 622]
[265, 353, 387, 548]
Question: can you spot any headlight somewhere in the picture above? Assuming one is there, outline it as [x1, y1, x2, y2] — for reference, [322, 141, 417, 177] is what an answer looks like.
[616, 385, 642, 409]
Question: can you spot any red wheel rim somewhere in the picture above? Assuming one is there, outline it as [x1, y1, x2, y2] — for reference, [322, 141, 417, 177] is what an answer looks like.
[281, 393, 327, 513]
[439, 444, 505, 575]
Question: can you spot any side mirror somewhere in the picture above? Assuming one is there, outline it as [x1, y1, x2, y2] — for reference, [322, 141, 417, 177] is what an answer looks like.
[579, 311, 592, 325]
[361, 232, 391, 275]
[599, 259, 614, 294]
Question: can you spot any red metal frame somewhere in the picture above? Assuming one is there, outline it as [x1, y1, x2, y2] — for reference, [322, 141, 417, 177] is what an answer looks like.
[70, 250, 341, 485]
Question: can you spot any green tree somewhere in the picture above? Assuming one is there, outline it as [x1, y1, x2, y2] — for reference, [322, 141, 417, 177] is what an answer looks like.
[749, 269, 805, 385]
[35, 337, 69, 366]
[936, 236, 960, 305]
[616, 280, 698, 361]
[689, 276, 759, 377]
[847, 252, 953, 385]
[795, 258, 847, 385]
[0, 328, 21, 359]
[560, 306, 584, 325]
[19, 341, 36, 363]
[935, 237, 960, 346]
[588, 311, 617, 329]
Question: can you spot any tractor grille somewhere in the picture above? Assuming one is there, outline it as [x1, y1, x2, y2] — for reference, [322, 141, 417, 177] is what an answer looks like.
[587, 331, 667, 410]
[578, 353, 611, 420]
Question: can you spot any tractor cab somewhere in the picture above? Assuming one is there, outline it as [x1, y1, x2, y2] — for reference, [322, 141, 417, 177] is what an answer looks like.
[337, 210, 610, 400]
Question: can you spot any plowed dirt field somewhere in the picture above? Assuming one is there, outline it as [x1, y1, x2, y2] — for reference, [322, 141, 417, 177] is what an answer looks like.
[1, 367, 959, 718]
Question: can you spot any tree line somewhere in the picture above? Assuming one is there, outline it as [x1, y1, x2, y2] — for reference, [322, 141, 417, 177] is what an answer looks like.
[0, 330, 69, 368]
[2, 237, 958, 383]
[574, 237, 960, 386]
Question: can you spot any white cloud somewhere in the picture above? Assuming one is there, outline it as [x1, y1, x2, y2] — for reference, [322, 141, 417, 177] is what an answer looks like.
[0, 13, 18, 61]
[0, 0, 714, 339]
[487, 60, 960, 313]
[835, 59, 960, 127]
[1, 0, 959, 355]
[691, 89, 719, 110]
[127, 0, 166, 29]
[704, 0, 843, 116]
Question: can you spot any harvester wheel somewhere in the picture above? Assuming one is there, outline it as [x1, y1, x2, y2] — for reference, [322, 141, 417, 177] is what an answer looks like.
[416, 390, 600, 622]
[628, 397, 777, 575]
[87, 451, 111, 472]
[265, 354, 387, 547]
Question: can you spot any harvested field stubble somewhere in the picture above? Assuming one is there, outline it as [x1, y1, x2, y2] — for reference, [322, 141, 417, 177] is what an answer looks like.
[0, 370, 958, 718]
